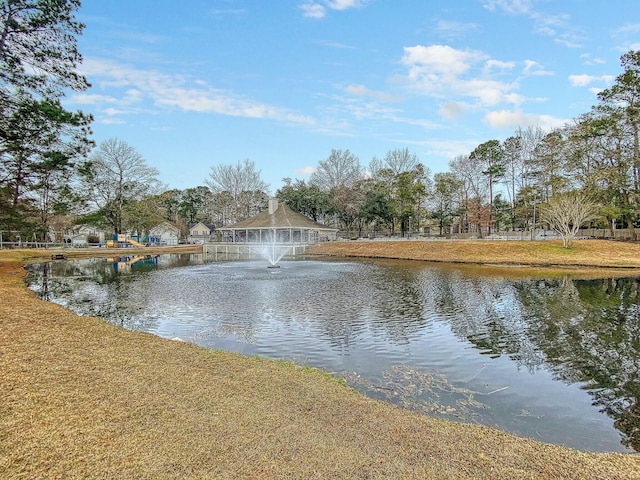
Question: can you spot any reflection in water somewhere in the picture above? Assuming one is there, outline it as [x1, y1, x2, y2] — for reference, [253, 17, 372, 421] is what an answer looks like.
[26, 255, 640, 453]
[514, 277, 640, 452]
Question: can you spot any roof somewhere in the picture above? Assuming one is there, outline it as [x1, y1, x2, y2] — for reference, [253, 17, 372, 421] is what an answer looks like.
[189, 222, 215, 230]
[150, 221, 180, 234]
[219, 203, 336, 231]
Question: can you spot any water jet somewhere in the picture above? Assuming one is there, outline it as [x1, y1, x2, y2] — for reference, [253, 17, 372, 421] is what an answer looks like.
[256, 243, 291, 267]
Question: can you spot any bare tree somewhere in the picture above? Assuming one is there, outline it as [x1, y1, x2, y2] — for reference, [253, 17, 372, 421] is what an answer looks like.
[205, 159, 269, 224]
[369, 148, 420, 178]
[432, 172, 464, 235]
[510, 125, 546, 192]
[501, 135, 521, 225]
[542, 191, 599, 248]
[310, 149, 363, 191]
[79, 138, 162, 234]
[449, 154, 488, 235]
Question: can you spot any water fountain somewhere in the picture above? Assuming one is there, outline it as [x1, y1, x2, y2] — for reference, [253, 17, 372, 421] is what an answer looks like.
[259, 244, 291, 268]
[248, 201, 291, 267]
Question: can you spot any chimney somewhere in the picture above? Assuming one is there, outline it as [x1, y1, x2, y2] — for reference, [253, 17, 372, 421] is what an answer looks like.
[268, 198, 278, 215]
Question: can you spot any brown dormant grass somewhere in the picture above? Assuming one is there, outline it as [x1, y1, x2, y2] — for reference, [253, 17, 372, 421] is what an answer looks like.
[308, 238, 640, 269]
[1, 245, 639, 479]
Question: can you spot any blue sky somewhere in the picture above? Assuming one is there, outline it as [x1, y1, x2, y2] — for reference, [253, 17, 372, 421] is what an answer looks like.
[71, 0, 640, 193]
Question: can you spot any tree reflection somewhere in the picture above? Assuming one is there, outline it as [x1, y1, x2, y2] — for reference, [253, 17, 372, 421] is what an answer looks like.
[508, 277, 639, 450]
[26, 255, 193, 332]
[433, 274, 546, 370]
[25, 257, 640, 451]
[364, 262, 429, 345]
[422, 271, 639, 450]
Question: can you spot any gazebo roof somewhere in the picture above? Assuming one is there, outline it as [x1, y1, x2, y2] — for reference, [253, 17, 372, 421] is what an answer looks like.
[219, 201, 335, 231]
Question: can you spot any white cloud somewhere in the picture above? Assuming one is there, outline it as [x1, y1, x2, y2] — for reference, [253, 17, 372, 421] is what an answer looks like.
[104, 107, 127, 116]
[300, 3, 326, 18]
[522, 60, 553, 76]
[552, 32, 584, 49]
[580, 53, 606, 66]
[318, 90, 439, 136]
[69, 89, 147, 119]
[465, 78, 514, 106]
[340, 98, 403, 121]
[618, 22, 640, 35]
[327, 0, 363, 10]
[412, 138, 480, 163]
[100, 117, 126, 125]
[293, 166, 315, 175]
[485, 1, 585, 49]
[503, 92, 526, 106]
[438, 102, 467, 120]
[210, 9, 245, 17]
[299, 0, 364, 18]
[484, 109, 566, 130]
[532, 12, 569, 37]
[396, 43, 565, 134]
[400, 44, 520, 108]
[434, 20, 479, 40]
[344, 84, 402, 102]
[568, 74, 596, 87]
[613, 23, 640, 53]
[401, 44, 482, 77]
[482, 0, 532, 15]
[568, 74, 615, 87]
[318, 40, 356, 49]
[486, 59, 516, 70]
[78, 58, 315, 126]
[71, 93, 121, 105]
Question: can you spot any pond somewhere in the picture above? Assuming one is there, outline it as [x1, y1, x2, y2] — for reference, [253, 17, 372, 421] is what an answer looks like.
[25, 253, 640, 453]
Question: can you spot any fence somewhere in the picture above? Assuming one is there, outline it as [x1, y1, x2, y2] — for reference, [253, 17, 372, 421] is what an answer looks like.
[337, 228, 640, 242]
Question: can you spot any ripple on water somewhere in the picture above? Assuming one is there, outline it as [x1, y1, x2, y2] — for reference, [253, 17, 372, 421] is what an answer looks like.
[24, 255, 640, 453]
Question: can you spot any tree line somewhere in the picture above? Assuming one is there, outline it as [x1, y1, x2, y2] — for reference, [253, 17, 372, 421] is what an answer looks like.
[2, 2, 640, 246]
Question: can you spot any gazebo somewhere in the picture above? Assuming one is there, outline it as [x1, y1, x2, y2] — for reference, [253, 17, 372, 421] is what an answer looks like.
[217, 199, 337, 244]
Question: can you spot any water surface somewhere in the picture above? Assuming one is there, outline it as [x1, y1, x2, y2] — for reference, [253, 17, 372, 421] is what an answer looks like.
[26, 254, 640, 453]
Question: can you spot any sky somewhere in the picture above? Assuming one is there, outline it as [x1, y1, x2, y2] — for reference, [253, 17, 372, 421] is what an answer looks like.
[70, 0, 640, 194]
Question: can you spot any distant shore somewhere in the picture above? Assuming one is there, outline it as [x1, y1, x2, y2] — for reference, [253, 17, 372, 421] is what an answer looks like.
[2, 245, 640, 479]
[5, 244, 204, 263]
[306, 238, 640, 270]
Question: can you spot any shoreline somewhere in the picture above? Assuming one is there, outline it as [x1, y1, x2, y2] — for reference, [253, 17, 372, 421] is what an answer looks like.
[306, 239, 640, 271]
[13, 244, 204, 263]
[2, 244, 640, 478]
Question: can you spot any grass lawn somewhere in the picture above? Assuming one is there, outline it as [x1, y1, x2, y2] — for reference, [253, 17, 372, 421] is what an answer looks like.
[307, 239, 640, 269]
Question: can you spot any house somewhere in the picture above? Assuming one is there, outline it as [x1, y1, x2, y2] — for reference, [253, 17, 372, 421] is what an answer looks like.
[420, 218, 440, 236]
[69, 234, 88, 247]
[149, 222, 181, 246]
[188, 222, 217, 244]
[217, 198, 338, 244]
[72, 225, 107, 245]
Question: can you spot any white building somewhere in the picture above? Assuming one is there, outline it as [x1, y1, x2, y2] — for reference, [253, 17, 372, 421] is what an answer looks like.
[149, 222, 181, 245]
[188, 222, 216, 244]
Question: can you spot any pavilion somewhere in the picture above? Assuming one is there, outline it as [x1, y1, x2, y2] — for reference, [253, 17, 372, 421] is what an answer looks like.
[217, 199, 337, 244]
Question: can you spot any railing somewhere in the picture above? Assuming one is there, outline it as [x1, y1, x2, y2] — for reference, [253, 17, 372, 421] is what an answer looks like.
[202, 243, 311, 260]
[333, 228, 640, 241]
